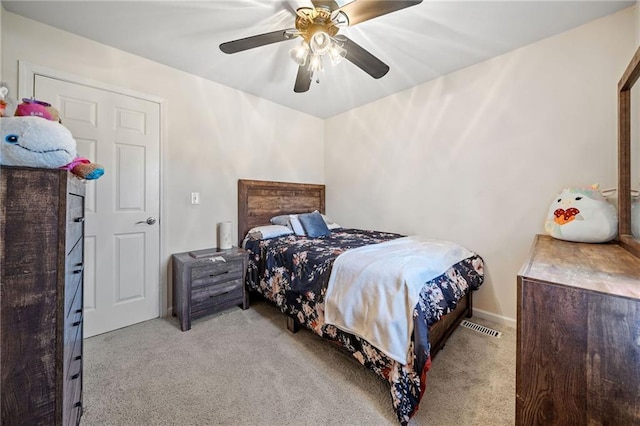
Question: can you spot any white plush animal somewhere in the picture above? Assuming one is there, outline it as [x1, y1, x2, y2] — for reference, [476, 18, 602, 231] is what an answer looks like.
[544, 185, 617, 243]
[1, 116, 77, 168]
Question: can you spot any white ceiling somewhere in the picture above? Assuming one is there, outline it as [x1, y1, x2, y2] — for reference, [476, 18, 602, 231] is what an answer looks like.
[2, 1, 634, 118]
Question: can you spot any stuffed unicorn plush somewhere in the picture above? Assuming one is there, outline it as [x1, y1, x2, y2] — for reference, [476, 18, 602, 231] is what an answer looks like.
[544, 184, 617, 243]
[1, 116, 104, 179]
[1, 116, 76, 167]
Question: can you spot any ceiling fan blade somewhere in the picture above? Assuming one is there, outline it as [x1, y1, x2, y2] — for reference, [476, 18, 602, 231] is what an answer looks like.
[220, 29, 294, 54]
[294, 66, 312, 93]
[341, 36, 389, 79]
[337, 0, 422, 26]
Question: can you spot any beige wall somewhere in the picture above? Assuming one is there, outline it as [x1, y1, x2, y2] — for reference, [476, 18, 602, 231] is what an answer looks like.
[324, 7, 636, 323]
[1, 10, 325, 311]
[637, 0, 640, 42]
[636, 4, 640, 187]
[0, 5, 3, 76]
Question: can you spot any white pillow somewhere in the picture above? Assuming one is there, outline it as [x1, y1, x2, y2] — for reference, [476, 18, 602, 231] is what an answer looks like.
[289, 214, 306, 236]
[247, 225, 293, 240]
[321, 213, 341, 229]
[269, 215, 292, 228]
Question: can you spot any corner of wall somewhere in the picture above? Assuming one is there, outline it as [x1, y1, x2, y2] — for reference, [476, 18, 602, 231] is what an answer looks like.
[636, 1, 640, 43]
[0, 3, 4, 79]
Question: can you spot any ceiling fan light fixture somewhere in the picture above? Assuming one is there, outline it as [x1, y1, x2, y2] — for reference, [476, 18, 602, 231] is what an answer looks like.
[328, 40, 346, 66]
[310, 31, 332, 55]
[289, 41, 310, 66]
[309, 53, 323, 73]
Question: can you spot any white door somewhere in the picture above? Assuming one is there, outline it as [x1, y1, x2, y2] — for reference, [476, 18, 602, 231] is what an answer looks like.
[34, 75, 161, 337]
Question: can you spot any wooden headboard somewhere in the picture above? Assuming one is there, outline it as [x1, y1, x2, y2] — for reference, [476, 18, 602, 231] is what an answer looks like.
[237, 179, 326, 245]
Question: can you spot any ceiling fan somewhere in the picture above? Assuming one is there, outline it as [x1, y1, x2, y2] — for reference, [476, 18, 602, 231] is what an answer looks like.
[219, 0, 423, 93]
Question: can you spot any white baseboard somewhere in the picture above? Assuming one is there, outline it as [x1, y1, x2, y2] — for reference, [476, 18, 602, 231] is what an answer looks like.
[162, 303, 515, 329]
[472, 308, 516, 329]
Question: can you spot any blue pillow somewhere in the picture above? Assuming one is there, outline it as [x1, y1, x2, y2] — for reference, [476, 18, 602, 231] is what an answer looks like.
[298, 211, 331, 238]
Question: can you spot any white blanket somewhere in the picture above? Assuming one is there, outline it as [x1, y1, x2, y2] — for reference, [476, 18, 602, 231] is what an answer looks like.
[324, 236, 474, 364]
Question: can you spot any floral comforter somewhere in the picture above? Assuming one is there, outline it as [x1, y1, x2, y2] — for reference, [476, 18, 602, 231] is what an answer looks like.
[244, 229, 484, 424]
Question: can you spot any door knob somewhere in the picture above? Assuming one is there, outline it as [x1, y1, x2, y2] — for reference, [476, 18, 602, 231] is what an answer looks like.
[136, 217, 157, 225]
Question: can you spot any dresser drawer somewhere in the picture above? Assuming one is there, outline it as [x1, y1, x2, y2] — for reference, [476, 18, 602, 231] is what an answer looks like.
[191, 280, 243, 313]
[65, 279, 82, 324]
[65, 234, 84, 274]
[63, 306, 82, 426]
[65, 401, 82, 426]
[66, 193, 84, 254]
[64, 310, 83, 373]
[65, 252, 83, 321]
[191, 258, 243, 289]
[63, 336, 82, 426]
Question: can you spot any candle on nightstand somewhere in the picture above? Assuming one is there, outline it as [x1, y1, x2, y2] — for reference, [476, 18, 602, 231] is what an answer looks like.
[218, 221, 232, 249]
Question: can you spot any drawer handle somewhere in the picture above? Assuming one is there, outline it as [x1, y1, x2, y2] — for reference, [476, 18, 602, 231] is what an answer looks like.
[74, 401, 82, 408]
[74, 355, 82, 361]
[210, 291, 229, 298]
[74, 217, 85, 223]
[72, 321, 81, 327]
[71, 373, 80, 380]
[75, 308, 83, 314]
[73, 268, 83, 274]
[209, 271, 230, 278]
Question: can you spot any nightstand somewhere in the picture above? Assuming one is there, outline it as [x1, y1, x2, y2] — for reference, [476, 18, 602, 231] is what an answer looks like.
[172, 247, 249, 331]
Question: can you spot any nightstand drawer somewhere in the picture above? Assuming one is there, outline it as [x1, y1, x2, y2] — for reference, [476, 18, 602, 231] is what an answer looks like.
[191, 280, 243, 313]
[191, 258, 243, 288]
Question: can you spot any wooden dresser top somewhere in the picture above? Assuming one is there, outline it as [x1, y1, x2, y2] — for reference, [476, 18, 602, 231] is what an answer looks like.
[519, 234, 640, 300]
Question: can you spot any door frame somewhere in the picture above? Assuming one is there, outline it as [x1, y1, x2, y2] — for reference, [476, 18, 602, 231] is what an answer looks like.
[18, 60, 170, 318]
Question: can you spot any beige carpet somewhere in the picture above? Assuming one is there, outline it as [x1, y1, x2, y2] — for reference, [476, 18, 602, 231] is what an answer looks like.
[81, 299, 515, 425]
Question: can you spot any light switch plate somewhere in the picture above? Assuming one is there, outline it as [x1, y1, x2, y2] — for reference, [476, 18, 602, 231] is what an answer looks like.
[191, 192, 200, 205]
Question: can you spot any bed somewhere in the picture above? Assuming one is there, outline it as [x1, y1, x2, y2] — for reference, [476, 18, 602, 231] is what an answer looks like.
[237, 179, 484, 424]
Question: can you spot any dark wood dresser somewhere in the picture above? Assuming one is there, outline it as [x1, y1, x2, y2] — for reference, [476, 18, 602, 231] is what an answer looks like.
[173, 247, 249, 331]
[1, 166, 85, 425]
[517, 234, 640, 425]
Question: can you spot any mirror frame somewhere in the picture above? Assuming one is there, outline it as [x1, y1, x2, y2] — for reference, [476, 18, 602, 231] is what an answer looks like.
[618, 45, 640, 258]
